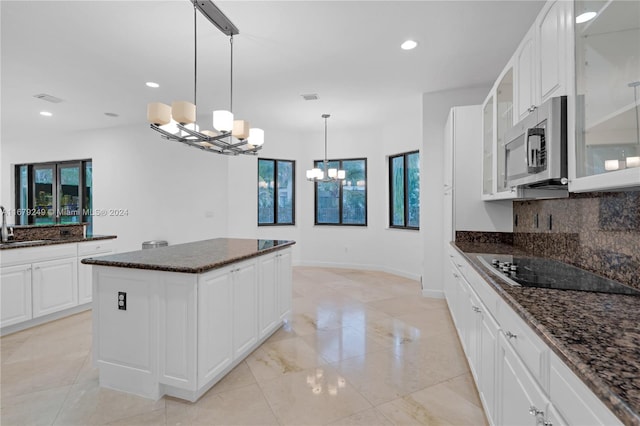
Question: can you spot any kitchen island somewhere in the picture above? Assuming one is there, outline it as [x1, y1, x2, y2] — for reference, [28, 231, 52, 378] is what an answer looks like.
[82, 238, 294, 402]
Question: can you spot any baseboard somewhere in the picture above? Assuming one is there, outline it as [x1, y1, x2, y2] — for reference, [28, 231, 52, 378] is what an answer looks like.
[296, 260, 421, 282]
[1, 303, 92, 337]
[421, 288, 445, 299]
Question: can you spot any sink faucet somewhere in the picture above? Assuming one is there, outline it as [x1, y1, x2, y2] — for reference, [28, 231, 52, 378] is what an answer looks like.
[0, 206, 14, 243]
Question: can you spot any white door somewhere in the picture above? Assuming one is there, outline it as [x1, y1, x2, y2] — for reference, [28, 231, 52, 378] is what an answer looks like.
[1, 265, 33, 327]
[32, 257, 78, 318]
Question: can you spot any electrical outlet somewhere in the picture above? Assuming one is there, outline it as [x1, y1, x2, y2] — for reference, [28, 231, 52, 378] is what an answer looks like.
[118, 292, 126, 310]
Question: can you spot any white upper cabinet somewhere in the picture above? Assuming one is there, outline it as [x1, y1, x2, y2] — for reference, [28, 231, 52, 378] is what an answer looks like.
[570, 0, 640, 191]
[514, 26, 537, 123]
[537, 0, 571, 104]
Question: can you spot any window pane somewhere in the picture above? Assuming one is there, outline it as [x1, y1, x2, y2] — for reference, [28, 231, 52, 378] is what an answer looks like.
[276, 161, 294, 224]
[407, 153, 420, 227]
[17, 165, 29, 225]
[34, 166, 54, 224]
[316, 160, 340, 224]
[391, 156, 405, 226]
[84, 162, 93, 235]
[342, 159, 366, 225]
[59, 164, 81, 224]
[258, 159, 275, 224]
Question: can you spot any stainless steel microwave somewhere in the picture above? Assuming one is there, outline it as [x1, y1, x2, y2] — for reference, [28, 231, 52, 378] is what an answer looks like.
[504, 96, 567, 188]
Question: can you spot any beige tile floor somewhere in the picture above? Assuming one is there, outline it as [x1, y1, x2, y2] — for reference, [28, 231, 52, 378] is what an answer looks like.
[0, 267, 488, 425]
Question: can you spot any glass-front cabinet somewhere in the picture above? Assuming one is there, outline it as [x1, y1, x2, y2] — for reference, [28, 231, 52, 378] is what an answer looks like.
[482, 64, 519, 200]
[571, 0, 640, 191]
[482, 95, 494, 197]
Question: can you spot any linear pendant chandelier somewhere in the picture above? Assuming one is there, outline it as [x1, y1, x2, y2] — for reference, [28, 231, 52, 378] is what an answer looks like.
[306, 114, 346, 182]
[146, 0, 263, 155]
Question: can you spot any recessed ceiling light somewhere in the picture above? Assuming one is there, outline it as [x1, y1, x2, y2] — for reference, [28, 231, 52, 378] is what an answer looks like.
[146, 82, 160, 88]
[401, 40, 418, 50]
[576, 12, 597, 24]
[40, 111, 53, 117]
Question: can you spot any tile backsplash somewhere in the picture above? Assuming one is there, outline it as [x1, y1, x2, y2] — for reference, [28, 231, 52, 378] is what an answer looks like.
[513, 191, 640, 289]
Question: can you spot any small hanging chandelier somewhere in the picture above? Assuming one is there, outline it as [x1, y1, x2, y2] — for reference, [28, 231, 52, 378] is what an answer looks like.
[306, 114, 346, 182]
[146, 0, 263, 155]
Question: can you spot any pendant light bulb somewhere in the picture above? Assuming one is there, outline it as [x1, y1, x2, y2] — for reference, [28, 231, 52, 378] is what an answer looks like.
[213, 110, 234, 132]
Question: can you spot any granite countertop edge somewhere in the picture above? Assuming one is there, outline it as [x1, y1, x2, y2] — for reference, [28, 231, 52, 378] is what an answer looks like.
[0, 235, 117, 250]
[451, 242, 639, 426]
[82, 240, 296, 274]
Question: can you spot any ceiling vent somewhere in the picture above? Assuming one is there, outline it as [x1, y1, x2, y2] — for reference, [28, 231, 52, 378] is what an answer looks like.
[104, 112, 119, 117]
[301, 93, 319, 101]
[33, 93, 63, 103]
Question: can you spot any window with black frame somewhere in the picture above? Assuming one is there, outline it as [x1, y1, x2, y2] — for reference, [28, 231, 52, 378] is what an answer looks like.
[258, 158, 295, 225]
[389, 151, 419, 229]
[314, 158, 367, 226]
[14, 159, 94, 233]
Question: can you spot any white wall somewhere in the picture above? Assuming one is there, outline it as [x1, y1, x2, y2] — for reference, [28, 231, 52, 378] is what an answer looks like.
[421, 86, 492, 297]
[0, 124, 229, 253]
[225, 95, 424, 280]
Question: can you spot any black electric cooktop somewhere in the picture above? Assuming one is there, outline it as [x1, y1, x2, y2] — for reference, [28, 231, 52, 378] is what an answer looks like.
[475, 254, 640, 296]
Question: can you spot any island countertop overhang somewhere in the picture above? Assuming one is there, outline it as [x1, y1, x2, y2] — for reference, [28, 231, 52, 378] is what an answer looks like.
[81, 238, 295, 274]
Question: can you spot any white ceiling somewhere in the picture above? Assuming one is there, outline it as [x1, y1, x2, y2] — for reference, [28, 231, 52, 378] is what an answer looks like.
[1, 0, 545, 139]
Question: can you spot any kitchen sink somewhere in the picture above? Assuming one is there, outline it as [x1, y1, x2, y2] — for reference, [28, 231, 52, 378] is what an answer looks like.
[0, 239, 50, 247]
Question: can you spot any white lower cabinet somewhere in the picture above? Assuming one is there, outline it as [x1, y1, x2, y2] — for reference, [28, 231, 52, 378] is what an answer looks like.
[78, 240, 114, 304]
[444, 247, 621, 426]
[497, 332, 551, 426]
[93, 247, 293, 401]
[198, 267, 233, 387]
[32, 257, 78, 318]
[277, 249, 292, 321]
[232, 261, 258, 357]
[0, 265, 32, 327]
[258, 254, 279, 338]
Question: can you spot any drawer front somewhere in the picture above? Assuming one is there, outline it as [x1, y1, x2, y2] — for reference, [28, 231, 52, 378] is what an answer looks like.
[498, 302, 548, 388]
[78, 240, 114, 256]
[1, 243, 78, 267]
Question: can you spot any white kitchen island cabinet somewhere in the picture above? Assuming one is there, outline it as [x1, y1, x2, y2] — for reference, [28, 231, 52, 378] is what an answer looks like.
[84, 238, 295, 402]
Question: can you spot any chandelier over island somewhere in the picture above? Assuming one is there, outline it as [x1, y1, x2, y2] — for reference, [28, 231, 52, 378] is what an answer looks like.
[306, 114, 346, 182]
[146, 0, 263, 156]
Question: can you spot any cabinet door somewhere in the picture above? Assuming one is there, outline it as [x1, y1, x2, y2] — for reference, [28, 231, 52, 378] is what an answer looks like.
[198, 268, 233, 386]
[32, 257, 78, 318]
[277, 249, 292, 321]
[478, 308, 499, 425]
[258, 254, 279, 338]
[497, 333, 549, 426]
[482, 94, 494, 197]
[78, 251, 113, 304]
[537, 0, 568, 103]
[515, 26, 537, 122]
[233, 260, 258, 357]
[0, 265, 33, 327]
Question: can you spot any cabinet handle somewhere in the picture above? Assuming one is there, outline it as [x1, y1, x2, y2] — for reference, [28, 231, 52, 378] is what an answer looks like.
[529, 406, 544, 417]
[544, 421, 553, 426]
[96, 246, 101, 250]
[456, 263, 463, 268]
[453, 273, 459, 278]
[505, 331, 518, 339]
[34, 266, 40, 270]
[472, 306, 481, 313]
[528, 105, 537, 112]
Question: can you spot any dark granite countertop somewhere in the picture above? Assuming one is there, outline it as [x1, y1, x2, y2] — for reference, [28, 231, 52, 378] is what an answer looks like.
[454, 241, 640, 426]
[0, 235, 117, 250]
[81, 238, 295, 274]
